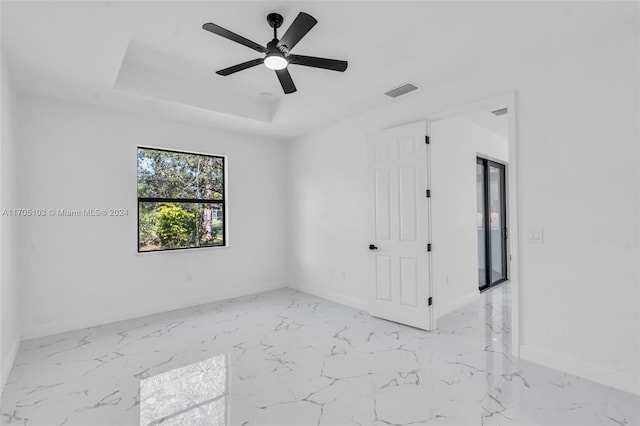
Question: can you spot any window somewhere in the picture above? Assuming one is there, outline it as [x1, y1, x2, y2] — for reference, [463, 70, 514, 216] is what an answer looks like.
[137, 147, 226, 252]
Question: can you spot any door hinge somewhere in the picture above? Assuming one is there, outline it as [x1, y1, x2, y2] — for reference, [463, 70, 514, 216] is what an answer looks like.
[428, 297, 433, 306]
[425, 135, 430, 144]
[426, 189, 431, 198]
[427, 243, 432, 252]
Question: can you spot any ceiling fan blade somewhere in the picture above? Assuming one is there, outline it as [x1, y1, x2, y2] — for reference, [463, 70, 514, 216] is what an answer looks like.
[203, 23, 266, 53]
[278, 12, 317, 51]
[289, 55, 348, 72]
[216, 58, 264, 76]
[275, 69, 297, 94]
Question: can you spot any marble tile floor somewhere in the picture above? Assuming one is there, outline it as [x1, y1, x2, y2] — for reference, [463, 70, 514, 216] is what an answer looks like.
[2, 283, 638, 426]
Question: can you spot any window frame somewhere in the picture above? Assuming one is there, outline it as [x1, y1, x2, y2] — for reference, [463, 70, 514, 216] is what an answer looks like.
[137, 146, 227, 253]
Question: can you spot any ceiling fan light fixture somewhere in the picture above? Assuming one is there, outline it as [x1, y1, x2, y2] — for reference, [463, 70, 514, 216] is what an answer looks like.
[203, 11, 348, 94]
[264, 52, 288, 70]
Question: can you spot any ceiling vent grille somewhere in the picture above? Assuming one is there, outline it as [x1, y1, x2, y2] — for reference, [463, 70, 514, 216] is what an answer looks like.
[385, 83, 419, 98]
[491, 108, 508, 116]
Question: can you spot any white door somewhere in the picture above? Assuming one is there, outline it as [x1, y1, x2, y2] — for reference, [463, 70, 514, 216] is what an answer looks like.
[367, 121, 433, 330]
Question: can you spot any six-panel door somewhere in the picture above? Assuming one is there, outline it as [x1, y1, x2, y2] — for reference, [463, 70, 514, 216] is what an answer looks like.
[367, 121, 433, 330]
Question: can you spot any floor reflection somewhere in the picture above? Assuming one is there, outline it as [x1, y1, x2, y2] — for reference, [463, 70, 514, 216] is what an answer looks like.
[139, 353, 228, 426]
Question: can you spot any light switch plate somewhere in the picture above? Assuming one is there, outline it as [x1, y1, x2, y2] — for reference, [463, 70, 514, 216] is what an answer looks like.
[527, 229, 544, 243]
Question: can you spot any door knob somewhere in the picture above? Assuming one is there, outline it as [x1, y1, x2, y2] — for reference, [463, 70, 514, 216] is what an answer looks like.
[369, 244, 378, 250]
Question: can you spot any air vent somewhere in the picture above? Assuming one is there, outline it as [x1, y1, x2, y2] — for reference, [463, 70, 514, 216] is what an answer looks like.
[385, 83, 419, 98]
[491, 108, 508, 116]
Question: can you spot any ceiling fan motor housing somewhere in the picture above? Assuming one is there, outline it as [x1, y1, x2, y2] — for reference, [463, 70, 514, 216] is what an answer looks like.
[267, 39, 289, 55]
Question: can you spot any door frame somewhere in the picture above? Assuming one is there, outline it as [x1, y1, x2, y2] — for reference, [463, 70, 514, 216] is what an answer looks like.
[476, 157, 508, 291]
[427, 91, 521, 358]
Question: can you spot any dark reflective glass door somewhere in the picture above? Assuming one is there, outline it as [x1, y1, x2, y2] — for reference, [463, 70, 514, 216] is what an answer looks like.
[476, 162, 487, 286]
[477, 158, 507, 291]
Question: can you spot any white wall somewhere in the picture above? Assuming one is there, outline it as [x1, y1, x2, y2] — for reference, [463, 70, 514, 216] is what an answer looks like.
[0, 51, 21, 395]
[287, 4, 639, 394]
[467, 120, 508, 163]
[16, 94, 288, 339]
[430, 117, 478, 318]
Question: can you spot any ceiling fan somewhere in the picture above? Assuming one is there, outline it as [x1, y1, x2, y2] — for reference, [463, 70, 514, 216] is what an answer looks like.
[202, 12, 348, 94]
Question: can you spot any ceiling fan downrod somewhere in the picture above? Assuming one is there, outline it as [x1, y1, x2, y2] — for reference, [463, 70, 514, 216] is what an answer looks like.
[267, 13, 283, 41]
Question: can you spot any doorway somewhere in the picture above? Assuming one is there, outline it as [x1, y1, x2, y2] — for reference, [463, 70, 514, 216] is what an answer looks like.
[427, 92, 520, 355]
[476, 157, 508, 291]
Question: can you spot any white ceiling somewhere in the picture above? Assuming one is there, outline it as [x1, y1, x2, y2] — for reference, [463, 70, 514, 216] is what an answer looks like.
[0, 1, 623, 139]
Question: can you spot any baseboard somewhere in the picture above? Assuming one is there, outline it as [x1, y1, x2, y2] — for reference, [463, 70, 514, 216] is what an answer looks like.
[21, 281, 286, 340]
[520, 345, 640, 396]
[1, 332, 21, 397]
[288, 282, 369, 312]
[434, 290, 480, 318]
